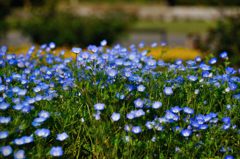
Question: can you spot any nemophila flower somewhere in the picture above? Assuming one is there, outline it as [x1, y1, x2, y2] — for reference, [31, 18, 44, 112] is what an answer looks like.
[124, 124, 131, 132]
[134, 109, 145, 118]
[111, 112, 121, 121]
[22, 136, 33, 144]
[126, 112, 135, 120]
[188, 75, 198, 82]
[175, 59, 182, 65]
[132, 126, 142, 134]
[222, 124, 231, 130]
[38, 110, 50, 119]
[48, 42, 56, 49]
[100, 39, 107, 46]
[134, 98, 144, 108]
[88, 45, 98, 53]
[226, 104, 231, 110]
[107, 69, 117, 77]
[220, 51, 228, 59]
[14, 150, 25, 159]
[164, 87, 173, 95]
[224, 155, 234, 159]
[181, 129, 192, 137]
[0, 131, 8, 139]
[199, 124, 208, 130]
[0, 102, 10, 110]
[18, 89, 27, 96]
[209, 57, 217, 65]
[94, 103, 105, 111]
[194, 89, 200, 95]
[35, 128, 50, 138]
[152, 101, 162, 109]
[226, 67, 236, 75]
[50, 146, 63, 157]
[0, 116, 11, 124]
[56, 132, 69, 141]
[93, 111, 101, 120]
[222, 117, 231, 125]
[33, 86, 41, 93]
[0, 85, 5, 92]
[137, 85, 146, 92]
[116, 93, 125, 100]
[0, 145, 12, 157]
[145, 121, 155, 129]
[195, 56, 202, 62]
[71, 47, 81, 54]
[12, 86, 20, 93]
[32, 117, 47, 127]
[183, 107, 194, 115]
[170, 106, 182, 113]
[151, 42, 158, 48]
[165, 110, 179, 121]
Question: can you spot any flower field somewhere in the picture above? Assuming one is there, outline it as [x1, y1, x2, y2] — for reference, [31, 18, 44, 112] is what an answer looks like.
[0, 41, 239, 158]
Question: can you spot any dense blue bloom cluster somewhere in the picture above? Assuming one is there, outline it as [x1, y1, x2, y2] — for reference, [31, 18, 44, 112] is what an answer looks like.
[0, 41, 239, 158]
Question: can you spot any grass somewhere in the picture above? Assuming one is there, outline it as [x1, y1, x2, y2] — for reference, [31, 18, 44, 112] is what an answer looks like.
[0, 44, 240, 158]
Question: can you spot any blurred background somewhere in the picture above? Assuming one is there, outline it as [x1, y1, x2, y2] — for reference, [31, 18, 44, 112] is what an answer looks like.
[0, 0, 240, 64]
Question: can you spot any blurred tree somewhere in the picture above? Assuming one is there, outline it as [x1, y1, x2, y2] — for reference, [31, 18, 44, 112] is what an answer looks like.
[167, 0, 176, 6]
[0, 1, 11, 35]
[18, 10, 134, 47]
[202, 14, 240, 66]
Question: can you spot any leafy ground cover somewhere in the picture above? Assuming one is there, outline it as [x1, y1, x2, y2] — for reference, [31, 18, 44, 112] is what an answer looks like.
[0, 41, 240, 158]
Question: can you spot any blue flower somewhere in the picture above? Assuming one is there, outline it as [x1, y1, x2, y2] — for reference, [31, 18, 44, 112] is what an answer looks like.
[100, 40, 107, 46]
[35, 128, 50, 138]
[181, 129, 192, 137]
[50, 146, 63, 157]
[38, 110, 50, 119]
[188, 75, 198, 82]
[0, 102, 10, 110]
[134, 109, 145, 118]
[195, 56, 202, 62]
[170, 106, 182, 113]
[56, 132, 69, 141]
[94, 103, 105, 111]
[164, 87, 173, 95]
[0, 145, 12, 157]
[220, 51, 228, 59]
[107, 69, 117, 77]
[49, 42, 56, 49]
[137, 85, 146, 92]
[0, 131, 8, 139]
[0, 116, 11, 124]
[209, 57, 217, 65]
[111, 112, 121, 122]
[222, 117, 231, 125]
[134, 98, 144, 108]
[183, 107, 194, 115]
[14, 150, 25, 159]
[132, 126, 142, 134]
[71, 47, 81, 54]
[152, 101, 162, 109]
[224, 155, 234, 159]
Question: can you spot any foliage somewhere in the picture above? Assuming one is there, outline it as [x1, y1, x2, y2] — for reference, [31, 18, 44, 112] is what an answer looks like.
[0, 43, 239, 158]
[17, 11, 133, 47]
[174, 0, 240, 6]
[202, 14, 240, 66]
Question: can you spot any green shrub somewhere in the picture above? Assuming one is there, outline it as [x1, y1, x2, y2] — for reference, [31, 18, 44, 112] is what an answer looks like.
[201, 14, 240, 66]
[18, 11, 134, 47]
